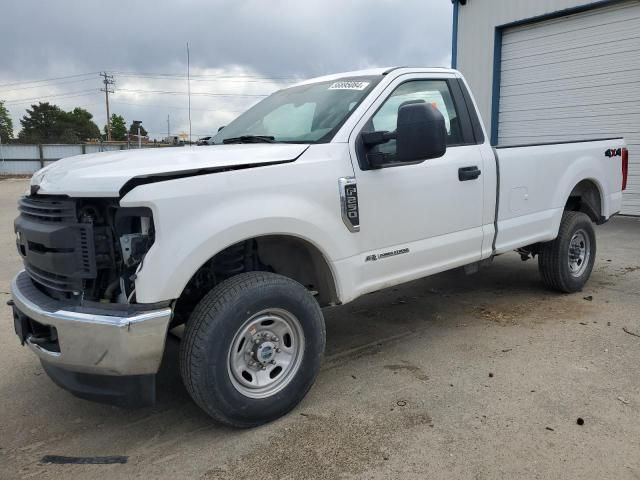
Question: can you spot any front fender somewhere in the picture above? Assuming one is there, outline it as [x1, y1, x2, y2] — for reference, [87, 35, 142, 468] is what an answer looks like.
[120, 151, 357, 303]
[139, 210, 345, 303]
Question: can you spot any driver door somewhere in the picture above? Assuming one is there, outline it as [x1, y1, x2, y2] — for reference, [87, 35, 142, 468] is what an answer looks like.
[348, 75, 485, 292]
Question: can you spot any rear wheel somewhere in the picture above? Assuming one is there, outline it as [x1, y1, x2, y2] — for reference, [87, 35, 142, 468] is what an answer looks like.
[180, 272, 325, 428]
[538, 211, 596, 293]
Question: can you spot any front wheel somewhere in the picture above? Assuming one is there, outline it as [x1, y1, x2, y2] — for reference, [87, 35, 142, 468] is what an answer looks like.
[179, 272, 325, 428]
[538, 211, 596, 293]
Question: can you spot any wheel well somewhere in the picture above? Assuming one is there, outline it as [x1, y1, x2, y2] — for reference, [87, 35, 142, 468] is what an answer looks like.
[565, 180, 603, 224]
[173, 235, 338, 325]
[254, 236, 338, 306]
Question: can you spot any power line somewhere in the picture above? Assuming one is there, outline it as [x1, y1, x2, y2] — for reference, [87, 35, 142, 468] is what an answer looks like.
[113, 73, 296, 84]
[0, 72, 99, 89]
[0, 69, 295, 93]
[4, 90, 100, 105]
[115, 88, 268, 97]
[0, 77, 97, 93]
[0, 67, 263, 136]
[109, 70, 298, 81]
[0, 70, 285, 108]
[58, 101, 104, 109]
[1, 85, 266, 105]
[110, 101, 246, 112]
[145, 130, 217, 136]
[2, 101, 104, 118]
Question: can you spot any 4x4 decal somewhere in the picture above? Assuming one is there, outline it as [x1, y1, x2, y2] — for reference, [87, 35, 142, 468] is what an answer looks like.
[605, 148, 622, 158]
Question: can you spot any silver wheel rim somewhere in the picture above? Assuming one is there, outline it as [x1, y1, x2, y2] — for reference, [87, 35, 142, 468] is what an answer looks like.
[227, 308, 305, 399]
[568, 229, 591, 277]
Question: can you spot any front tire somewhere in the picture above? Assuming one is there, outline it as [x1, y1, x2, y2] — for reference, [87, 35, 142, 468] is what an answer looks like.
[538, 211, 596, 293]
[180, 272, 325, 428]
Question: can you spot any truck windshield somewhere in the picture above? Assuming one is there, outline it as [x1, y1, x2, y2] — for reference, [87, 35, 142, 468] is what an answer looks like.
[211, 76, 381, 144]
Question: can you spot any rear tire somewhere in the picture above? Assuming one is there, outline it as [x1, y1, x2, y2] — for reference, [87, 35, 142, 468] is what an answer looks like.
[538, 211, 596, 293]
[180, 272, 325, 428]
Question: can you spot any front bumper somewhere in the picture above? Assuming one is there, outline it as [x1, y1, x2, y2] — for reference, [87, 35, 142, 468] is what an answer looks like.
[40, 362, 157, 408]
[10, 271, 172, 405]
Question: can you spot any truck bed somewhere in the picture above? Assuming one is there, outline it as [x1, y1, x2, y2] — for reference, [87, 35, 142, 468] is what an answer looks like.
[491, 137, 625, 255]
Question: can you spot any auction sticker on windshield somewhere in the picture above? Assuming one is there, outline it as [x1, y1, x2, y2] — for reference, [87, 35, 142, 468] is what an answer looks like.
[329, 81, 370, 90]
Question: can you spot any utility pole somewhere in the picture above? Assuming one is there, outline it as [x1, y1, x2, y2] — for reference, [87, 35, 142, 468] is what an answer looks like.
[167, 114, 170, 138]
[0, 133, 4, 166]
[186, 42, 192, 145]
[100, 72, 115, 141]
[132, 120, 142, 149]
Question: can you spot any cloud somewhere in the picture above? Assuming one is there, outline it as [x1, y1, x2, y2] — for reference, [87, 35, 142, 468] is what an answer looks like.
[0, 0, 452, 139]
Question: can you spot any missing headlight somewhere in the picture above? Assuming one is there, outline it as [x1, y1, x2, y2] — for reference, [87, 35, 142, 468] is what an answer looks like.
[115, 207, 155, 268]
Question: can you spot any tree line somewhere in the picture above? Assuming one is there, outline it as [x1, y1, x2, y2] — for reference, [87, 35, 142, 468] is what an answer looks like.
[0, 100, 147, 144]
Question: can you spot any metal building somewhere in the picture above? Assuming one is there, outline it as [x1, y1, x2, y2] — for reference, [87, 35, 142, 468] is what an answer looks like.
[452, 0, 640, 215]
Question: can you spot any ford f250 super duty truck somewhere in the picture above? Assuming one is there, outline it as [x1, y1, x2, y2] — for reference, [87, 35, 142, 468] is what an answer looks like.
[9, 67, 629, 427]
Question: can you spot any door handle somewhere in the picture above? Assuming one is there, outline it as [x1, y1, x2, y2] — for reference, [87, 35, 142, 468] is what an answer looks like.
[458, 166, 481, 181]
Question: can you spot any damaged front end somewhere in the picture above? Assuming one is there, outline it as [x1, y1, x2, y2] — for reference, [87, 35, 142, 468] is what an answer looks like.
[15, 195, 154, 304]
[10, 194, 170, 408]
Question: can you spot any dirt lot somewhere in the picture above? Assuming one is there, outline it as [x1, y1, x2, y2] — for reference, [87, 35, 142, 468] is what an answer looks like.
[1, 176, 639, 479]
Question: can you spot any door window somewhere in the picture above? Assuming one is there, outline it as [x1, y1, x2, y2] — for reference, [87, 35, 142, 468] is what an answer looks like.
[364, 80, 464, 160]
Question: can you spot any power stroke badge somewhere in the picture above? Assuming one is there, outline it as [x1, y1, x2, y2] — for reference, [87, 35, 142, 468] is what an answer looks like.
[365, 248, 410, 262]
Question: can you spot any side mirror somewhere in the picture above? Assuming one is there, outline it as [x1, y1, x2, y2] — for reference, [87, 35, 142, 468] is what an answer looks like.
[395, 102, 447, 162]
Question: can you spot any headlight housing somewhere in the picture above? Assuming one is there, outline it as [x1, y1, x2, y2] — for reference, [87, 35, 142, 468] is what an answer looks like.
[115, 207, 155, 268]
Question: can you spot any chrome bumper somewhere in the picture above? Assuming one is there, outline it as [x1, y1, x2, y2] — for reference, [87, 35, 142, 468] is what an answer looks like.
[10, 271, 172, 376]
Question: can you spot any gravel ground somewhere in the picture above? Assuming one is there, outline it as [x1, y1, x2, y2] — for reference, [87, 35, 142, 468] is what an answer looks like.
[1, 176, 639, 479]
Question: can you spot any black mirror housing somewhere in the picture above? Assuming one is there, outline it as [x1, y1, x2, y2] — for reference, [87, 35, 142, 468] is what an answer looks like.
[396, 103, 447, 163]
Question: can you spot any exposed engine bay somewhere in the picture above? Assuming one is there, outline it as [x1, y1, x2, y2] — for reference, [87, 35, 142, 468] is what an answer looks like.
[15, 195, 154, 304]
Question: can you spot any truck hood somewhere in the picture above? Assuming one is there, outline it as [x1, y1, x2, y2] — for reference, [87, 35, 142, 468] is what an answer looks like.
[31, 143, 309, 197]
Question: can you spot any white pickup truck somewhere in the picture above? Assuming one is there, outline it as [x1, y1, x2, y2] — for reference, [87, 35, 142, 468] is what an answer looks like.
[10, 67, 629, 427]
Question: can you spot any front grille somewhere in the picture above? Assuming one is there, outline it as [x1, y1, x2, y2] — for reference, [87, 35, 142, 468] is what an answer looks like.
[24, 264, 80, 294]
[79, 228, 92, 273]
[15, 195, 96, 299]
[19, 196, 76, 223]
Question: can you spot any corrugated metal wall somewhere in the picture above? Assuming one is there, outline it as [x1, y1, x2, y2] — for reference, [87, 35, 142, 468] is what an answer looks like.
[456, 0, 640, 215]
[496, 0, 640, 214]
[456, 0, 604, 137]
[0, 145, 41, 174]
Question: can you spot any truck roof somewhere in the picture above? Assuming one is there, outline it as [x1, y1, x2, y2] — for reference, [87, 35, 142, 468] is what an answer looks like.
[293, 67, 460, 87]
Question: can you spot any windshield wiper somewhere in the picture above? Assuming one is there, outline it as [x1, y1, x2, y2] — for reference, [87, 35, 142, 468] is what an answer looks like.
[222, 135, 276, 144]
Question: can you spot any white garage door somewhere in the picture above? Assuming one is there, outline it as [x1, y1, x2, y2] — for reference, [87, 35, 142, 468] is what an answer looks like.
[498, 0, 640, 215]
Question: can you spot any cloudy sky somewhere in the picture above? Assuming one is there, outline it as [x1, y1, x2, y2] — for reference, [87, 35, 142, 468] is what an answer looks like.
[0, 0, 453, 141]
